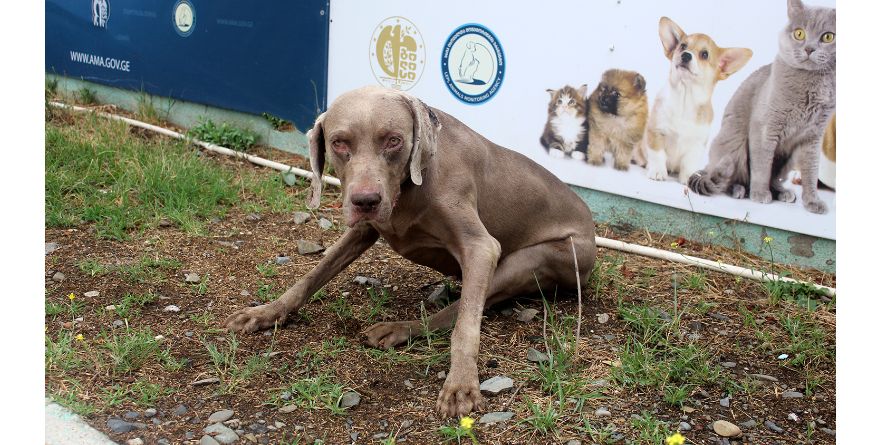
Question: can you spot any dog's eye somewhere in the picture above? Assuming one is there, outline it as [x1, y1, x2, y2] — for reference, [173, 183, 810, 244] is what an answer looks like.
[821, 32, 834, 43]
[680, 43, 687, 51]
[331, 140, 348, 152]
[700, 50, 709, 60]
[793, 28, 806, 40]
[386, 136, 402, 148]
[614, 92, 620, 97]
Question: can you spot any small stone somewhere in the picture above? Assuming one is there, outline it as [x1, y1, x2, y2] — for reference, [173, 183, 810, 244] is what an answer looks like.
[191, 377, 220, 386]
[477, 411, 515, 425]
[720, 362, 737, 368]
[373, 432, 389, 440]
[527, 347, 550, 363]
[821, 427, 836, 436]
[248, 423, 269, 434]
[318, 218, 333, 230]
[500, 307, 513, 316]
[274, 421, 285, 429]
[749, 373, 778, 382]
[84, 290, 100, 298]
[437, 371, 447, 380]
[185, 432, 195, 440]
[157, 439, 170, 445]
[296, 240, 324, 255]
[350, 432, 359, 442]
[777, 353, 789, 360]
[400, 419, 413, 429]
[52, 271, 66, 282]
[240, 290, 250, 297]
[159, 218, 173, 227]
[173, 404, 189, 416]
[203, 423, 239, 444]
[280, 391, 292, 400]
[242, 433, 257, 443]
[739, 419, 757, 429]
[126, 439, 144, 445]
[603, 334, 616, 341]
[275, 256, 290, 266]
[45, 242, 60, 255]
[185, 331, 194, 337]
[124, 411, 140, 419]
[427, 285, 449, 306]
[566, 440, 581, 445]
[107, 418, 137, 433]
[353, 275, 381, 287]
[720, 397, 730, 407]
[144, 408, 157, 418]
[279, 404, 297, 413]
[293, 212, 311, 225]
[764, 420, 784, 433]
[517, 308, 539, 322]
[200, 435, 221, 445]
[596, 313, 610, 324]
[710, 312, 729, 321]
[713, 420, 742, 437]
[479, 375, 514, 394]
[679, 422, 691, 431]
[246, 213, 262, 222]
[184, 273, 201, 283]
[163, 305, 181, 313]
[209, 409, 235, 423]
[340, 391, 361, 408]
[782, 391, 804, 399]
[788, 412, 799, 422]
[403, 379, 414, 389]
[594, 407, 611, 417]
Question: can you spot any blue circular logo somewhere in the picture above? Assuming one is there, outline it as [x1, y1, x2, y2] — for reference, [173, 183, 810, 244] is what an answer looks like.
[172, 0, 196, 37]
[441, 24, 505, 105]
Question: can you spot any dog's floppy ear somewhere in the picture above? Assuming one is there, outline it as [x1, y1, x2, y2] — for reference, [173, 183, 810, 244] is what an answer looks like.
[717, 48, 753, 80]
[658, 17, 685, 59]
[307, 112, 326, 209]
[401, 94, 441, 186]
[633, 73, 647, 93]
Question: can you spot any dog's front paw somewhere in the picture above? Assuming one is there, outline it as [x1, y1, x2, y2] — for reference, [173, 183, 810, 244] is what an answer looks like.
[802, 194, 828, 214]
[362, 320, 418, 349]
[646, 164, 668, 181]
[436, 365, 485, 417]
[750, 190, 772, 204]
[224, 302, 288, 333]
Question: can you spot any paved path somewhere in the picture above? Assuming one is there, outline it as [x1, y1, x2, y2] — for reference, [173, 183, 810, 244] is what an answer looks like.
[45, 398, 118, 445]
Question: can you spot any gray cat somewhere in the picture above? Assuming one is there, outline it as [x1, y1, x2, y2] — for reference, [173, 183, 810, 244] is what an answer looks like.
[688, 0, 835, 214]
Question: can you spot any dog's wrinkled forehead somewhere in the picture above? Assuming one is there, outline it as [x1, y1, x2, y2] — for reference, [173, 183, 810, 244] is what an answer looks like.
[323, 87, 414, 140]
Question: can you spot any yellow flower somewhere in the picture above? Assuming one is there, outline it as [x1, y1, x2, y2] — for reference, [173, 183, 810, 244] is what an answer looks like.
[670, 241, 679, 249]
[75, 334, 84, 341]
[460, 416, 475, 430]
[666, 432, 686, 445]
[68, 293, 76, 301]
[763, 236, 773, 244]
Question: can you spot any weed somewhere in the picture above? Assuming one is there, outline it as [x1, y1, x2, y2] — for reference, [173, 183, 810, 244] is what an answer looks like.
[191, 274, 210, 295]
[46, 77, 59, 95]
[271, 374, 347, 414]
[522, 399, 560, 435]
[190, 310, 216, 329]
[136, 90, 160, 123]
[580, 418, 617, 443]
[262, 112, 293, 131]
[189, 118, 258, 151]
[102, 328, 161, 375]
[101, 384, 130, 406]
[330, 295, 354, 320]
[681, 271, 708, 291]
[78, 259, 113, 277]
[764, 280, 830, 310]
[46, 300, 66, 317]
[364, 287, 390, 322]
[45, 332, 83, 371]
[256, 282, 280, 303]
[206, 334, 271, 394]
[160, 347, 187, 372]
[49, 380, 96, 416]
[630, 411, 670, 445]
[256, 262, 279, 278]
[130, 379, 169, 406]
[77, 86, 97, 104]
[114, 292, 158, 319]
[438, 418, 479, 444]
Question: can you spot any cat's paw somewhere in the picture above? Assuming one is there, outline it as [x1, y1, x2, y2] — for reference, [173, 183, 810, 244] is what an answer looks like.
[570, 151, 587, 161]
[776, 190, 796, 203]
[802, 195, 828, 214]
[731, 184, 746, 199]
[750, 190, 773, 204]
[548, 148, 565, 159]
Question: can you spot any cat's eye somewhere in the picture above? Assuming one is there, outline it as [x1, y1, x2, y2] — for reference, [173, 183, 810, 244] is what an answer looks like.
[568, 99, 575, 105]
[793, 28, 806, 40]
[821, 32, 835, 43]
[700, 50, 709, 60]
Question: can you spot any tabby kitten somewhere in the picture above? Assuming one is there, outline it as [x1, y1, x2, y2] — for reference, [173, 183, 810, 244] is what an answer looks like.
[688, 0, 835, 214]
[540, 85, 589, 160]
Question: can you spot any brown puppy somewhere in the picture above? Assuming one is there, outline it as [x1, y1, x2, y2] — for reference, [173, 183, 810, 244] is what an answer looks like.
[224, 86, 597, 417]
[587, 69, 648, 170]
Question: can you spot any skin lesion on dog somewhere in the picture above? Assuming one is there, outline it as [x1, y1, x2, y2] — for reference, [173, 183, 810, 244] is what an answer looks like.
[224, 85, 597, 417]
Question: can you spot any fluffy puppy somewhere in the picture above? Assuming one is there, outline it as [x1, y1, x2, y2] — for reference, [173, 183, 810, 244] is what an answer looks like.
[587, 69, 649, 170]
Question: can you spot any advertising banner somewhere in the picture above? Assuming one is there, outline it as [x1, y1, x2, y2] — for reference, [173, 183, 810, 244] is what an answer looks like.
[327, 0, 836, 239]
[46, 1, 330, 132]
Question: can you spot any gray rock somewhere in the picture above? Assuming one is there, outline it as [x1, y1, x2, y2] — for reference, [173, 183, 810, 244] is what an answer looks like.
[596, 313, 610, 324]
[246, 213, 262, 222]
[52, 271, 66, 282]
[437, 371, 447, 380]
[350, 432, 359, 442]
[124, 411, 140, 419]
[710, 312, 729, 321]
[163, 305, 181, 313]
[203, 423, 239, 444]
[479, 375, 514, 394]
[821, 427, 835, 436]
[720, 362, 737, 368]
[400, 419, 413, 429]
[200, 435, 221, 445]
[174, 404, 189, 416]
[739, 419, 757, 428]
[566, 441, 581, 445]
[713, 420, 742, 437]
[293, 212, 311, 225]
[275, 256, 290, 266]
[479, 411, 514, 424]
[107, 418, 138, 433]
[209, 409, 235, 423]
[144, 408, 157, 418]
[112, 319, 124, 328]
[248, 423, 269, 434]
[373, 432, 389, 440]
[603, 334, 616, 341]
[527, 347, 550, 363]
[679, 422, 691, 431]
[353, 276, 381, 287]
[749, 373, 778, 382]
[157, 439, 170, 445]
[278, 404, 297, 413]
[84, 290, 100, 298]
[764, 420, 784, 433]
[45, 242, 60, 255]
[403, 379, 414, 389]
[280, 391, 292, 400]
[340, 391, 361, 408]
[126, 439, 144, 445]
[191, 377, 220, 386]
[427, 285, 449, 306]
[719, 397, 730, 407]
[184, 273, 201, 283]
[594, 407, 611, 417]
[318, 218, 333, 230]
[297, 240, 324, 255]
[185, 432, 195, 440]
[782, 391, 804, 399]
[500, 307, 514, 316]
[517, 308, 539, 322]
[590, 379, 609, 387]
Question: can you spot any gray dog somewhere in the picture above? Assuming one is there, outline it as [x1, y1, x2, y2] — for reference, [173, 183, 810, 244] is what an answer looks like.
[225, 86, 596, 417]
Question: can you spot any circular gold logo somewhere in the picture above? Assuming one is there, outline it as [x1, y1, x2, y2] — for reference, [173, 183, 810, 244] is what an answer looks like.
[369, 17, 425, 91]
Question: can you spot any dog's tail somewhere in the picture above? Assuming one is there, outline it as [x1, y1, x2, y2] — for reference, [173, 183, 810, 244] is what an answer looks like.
[688, 156, 735, 196]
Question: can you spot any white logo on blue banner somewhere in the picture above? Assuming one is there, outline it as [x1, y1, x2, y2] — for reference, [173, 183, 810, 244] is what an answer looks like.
[92, 0, 109, 29]
[441, 23, 505, 105]
[173, 0, 196, 37]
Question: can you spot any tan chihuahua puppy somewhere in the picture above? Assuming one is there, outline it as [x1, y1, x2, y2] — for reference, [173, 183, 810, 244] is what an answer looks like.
[641, 17, 752, 184]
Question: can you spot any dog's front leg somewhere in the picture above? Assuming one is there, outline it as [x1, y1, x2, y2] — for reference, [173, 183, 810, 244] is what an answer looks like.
[436, 228, 501, 417]
[224, 224, 380, 333]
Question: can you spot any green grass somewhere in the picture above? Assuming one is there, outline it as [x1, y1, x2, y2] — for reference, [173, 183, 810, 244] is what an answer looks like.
[49, 379, 97, 416]
[522, 399, 561, 435]
[205, 334, 271, 394]
[364, 287, 391, 323]
[188, 118, 258, 151]
[76, 256, 179, 284]
[77, 86, 97, 104]
[764, 279, 832, 310]
[256, 262, 279, 278]
[113, 292, 158, 319]
[629, 411, 670, 445]
[256, 282, 280, 303]
[45, 332, 83, 372]
[269, 374, 347, 414]
[262, 112, 293, 131]
[46, 114, 297, 239]
[102, 328, 162, 375]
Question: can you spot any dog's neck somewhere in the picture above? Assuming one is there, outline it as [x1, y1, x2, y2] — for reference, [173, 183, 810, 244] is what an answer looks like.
[662, 76, 716, 125]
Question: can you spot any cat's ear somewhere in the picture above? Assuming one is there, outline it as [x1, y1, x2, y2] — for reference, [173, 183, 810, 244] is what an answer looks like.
[633, 73, 647, 93]
[787, 0, 805, 20]
[717, 48, 754, 80]
[577, 84, 588, 98]
[546, 89, 557, 100]
[658, 17, 685, 58]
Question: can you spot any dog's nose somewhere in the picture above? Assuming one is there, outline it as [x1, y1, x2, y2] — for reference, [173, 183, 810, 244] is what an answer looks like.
[681, 52, 692, 63]
[351, 192, 381, 212]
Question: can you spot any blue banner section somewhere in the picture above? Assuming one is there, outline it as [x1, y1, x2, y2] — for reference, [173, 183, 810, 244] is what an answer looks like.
[46, 1, 329, 132]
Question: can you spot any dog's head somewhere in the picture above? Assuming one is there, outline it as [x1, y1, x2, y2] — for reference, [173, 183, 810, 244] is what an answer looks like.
[595, 69, 646, 116]
[658, 17, 753, 90]
[306, 86, 441, 227]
